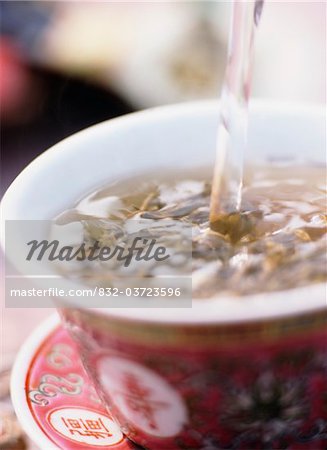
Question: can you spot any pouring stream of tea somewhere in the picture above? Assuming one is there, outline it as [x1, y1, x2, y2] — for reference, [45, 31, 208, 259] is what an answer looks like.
[210, 0, 264, 227]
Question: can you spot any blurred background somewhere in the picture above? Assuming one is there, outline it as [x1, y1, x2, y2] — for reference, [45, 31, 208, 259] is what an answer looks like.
[1, 1, 325, 195]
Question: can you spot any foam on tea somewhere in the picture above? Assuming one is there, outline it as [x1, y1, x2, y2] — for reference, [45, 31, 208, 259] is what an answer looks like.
[57, 164, 326, 298]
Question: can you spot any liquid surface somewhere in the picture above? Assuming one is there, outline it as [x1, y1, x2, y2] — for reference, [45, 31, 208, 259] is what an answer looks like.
[57, 165, 327, 298]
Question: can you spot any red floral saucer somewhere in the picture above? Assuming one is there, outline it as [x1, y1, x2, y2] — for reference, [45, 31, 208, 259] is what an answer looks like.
[10, 314, 138, 450]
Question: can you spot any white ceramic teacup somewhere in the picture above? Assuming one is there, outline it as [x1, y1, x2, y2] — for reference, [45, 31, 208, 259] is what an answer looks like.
[2, 101, 326, 449]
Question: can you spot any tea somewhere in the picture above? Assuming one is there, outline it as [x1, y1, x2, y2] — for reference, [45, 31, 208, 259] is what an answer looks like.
[57, 163, 326, 298]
